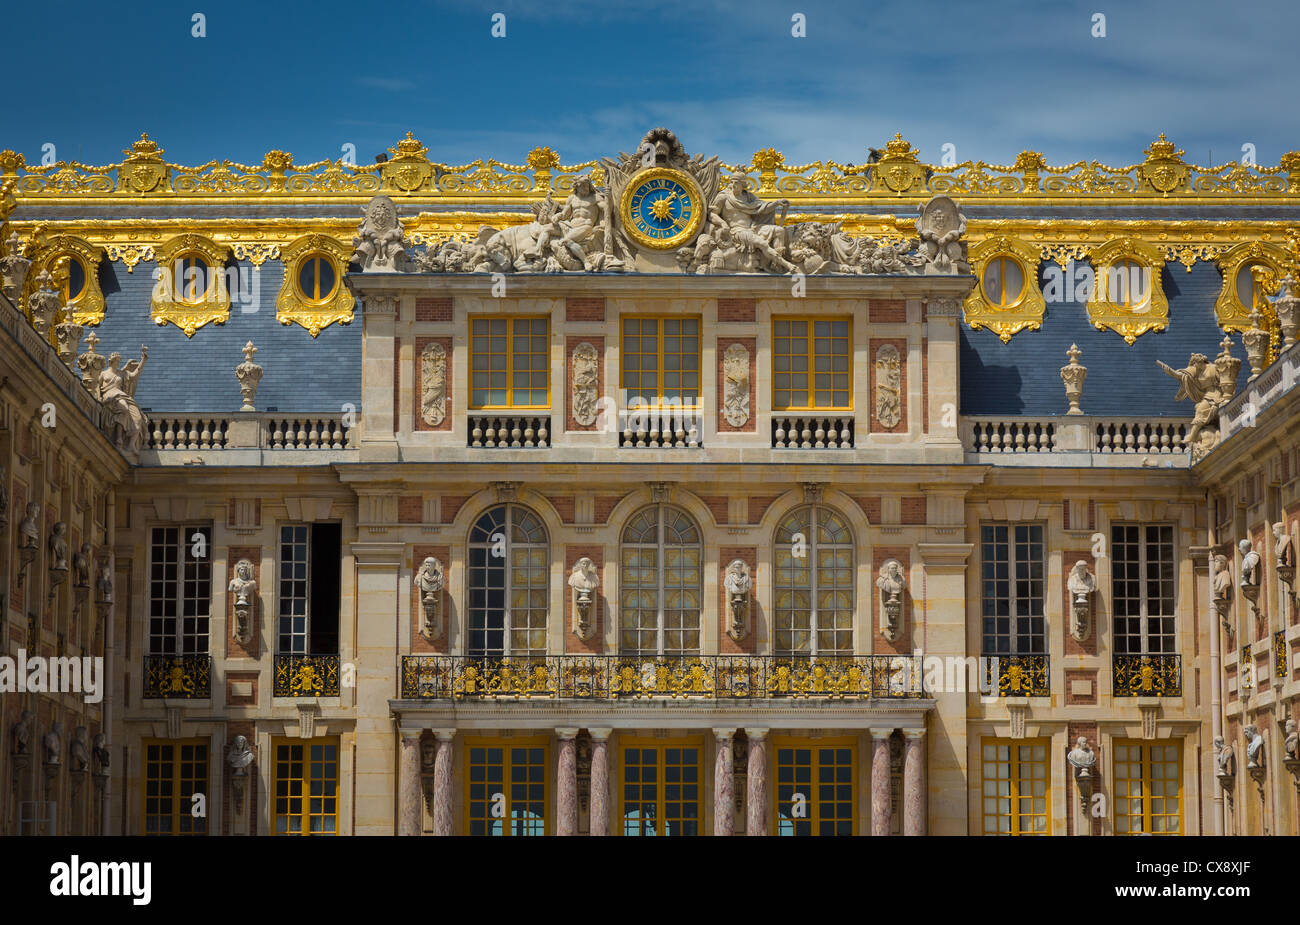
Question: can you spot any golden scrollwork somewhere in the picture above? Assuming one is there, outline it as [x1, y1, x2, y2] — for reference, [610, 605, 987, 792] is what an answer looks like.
[1214, 241, 1288, 359]
[1085, 237, 1170, 343]
[964, 236, 1047, 342]
[149, 233, 232, 337]
[276, 234, 356, 337]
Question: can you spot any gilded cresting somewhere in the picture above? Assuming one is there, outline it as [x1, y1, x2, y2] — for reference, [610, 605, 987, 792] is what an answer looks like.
[3, 131, 1300, 345]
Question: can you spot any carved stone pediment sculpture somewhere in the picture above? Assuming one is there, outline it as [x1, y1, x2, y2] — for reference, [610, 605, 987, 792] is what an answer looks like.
[721, 343, 750, 427]
[724, 559, 753, 642]
[228, 559, 258, 645]
[415, 556, 446, 641]
[915, 195, 970, 275]
[571, 342, 600, 427]
[1066, 560, 1096, 642]
[876, 559, 907, 642]
[353, 195, 407, 272]
[568, 557, 599, 640]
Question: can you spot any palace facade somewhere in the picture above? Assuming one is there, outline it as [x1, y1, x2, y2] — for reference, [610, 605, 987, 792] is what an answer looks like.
[1, 129, 1298, 836]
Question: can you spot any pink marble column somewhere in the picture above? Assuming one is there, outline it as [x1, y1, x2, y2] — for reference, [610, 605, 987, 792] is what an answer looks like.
[902, 728, 926, 836]
[745, 727, 768, 836]
[432, 729, 455, 836]
[556, 728, 579, 836]
[713, 728, 736, 837]
[398, 727, 423, 836]
[870, 728, 893, 837]
[589, 728, 611, 836]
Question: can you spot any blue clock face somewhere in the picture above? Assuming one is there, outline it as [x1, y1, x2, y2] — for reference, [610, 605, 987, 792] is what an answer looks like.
[620, 168, 703, 249]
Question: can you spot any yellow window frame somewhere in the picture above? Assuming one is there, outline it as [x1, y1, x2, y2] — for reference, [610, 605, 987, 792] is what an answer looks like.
[272, 735, 340, 836]
[462, 735, 552, 836]
[771, 735, 858, 836]
[141, 737, 209, 836]
[617, 735, 704, 836]
[771, 315, 853, 411]
[468, 314, 551, 410]
[981, 255, 1027, 308]
[296, 253, 339, 304]
[619, 314, 702, 408]
[980, 736, 1051, 835]
[1112, 739, 1183, 836]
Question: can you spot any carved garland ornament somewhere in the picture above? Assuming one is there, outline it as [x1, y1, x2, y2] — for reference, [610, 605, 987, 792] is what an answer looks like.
[149, 233, 232, 336]
[420, 341, 447, 427]
[874, 344, 902, 429]
[571, 342, 599, 426]
[275, 233, 356, 336]
[721, 342, 750, 427]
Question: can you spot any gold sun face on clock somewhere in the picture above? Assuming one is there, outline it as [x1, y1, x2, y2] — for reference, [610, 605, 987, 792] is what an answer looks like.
[620, 167, 705, 250]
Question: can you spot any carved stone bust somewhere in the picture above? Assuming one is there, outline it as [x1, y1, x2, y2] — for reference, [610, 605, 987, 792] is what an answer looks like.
[11, 709, 34, 757]
[1067, 736, 1096, 778]
[92, 732, 111, 776]
[1214, 736, 1236, 779]
[70, 726, 90, 773]
[228, 559, 257, 644]
[1245, 724, 1265, 769]
[876, 560, 907, 642]
[724, 559, 753, 641]
[415, 556, 447, 641]
[1066, 560, 1096, 642]
[19, 501, 40, 550]
[43, 722, 63, 766]
[568, 557, 599, 641]
[72, 542, 92, 589]
[1239, 538, 1260, 589]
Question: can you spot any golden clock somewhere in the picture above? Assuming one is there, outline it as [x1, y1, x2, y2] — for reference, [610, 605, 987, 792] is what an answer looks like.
[619, 167, 705, 250]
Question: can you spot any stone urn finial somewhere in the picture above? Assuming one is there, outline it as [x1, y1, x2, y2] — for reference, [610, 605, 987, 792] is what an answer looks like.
[1273, 274, 1299, 351]
[1060, 343, 1087, 415]
[1242, 311, 1269, 380]
[0, 230, 31, 304]
[236, 340, 263, 411]
[27, 269, 59, 335]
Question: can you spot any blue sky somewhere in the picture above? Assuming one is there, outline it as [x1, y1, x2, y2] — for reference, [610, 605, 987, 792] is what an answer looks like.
[6, 0, 1298, 170]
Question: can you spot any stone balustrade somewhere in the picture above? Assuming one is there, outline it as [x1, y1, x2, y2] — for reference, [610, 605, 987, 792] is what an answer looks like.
[770, 415, 855, 449]
[468, 414, 551, 448]
[143, 412, 354, 452]
[962, 415, 1194, 467]
[1217, 339, 1300, 445]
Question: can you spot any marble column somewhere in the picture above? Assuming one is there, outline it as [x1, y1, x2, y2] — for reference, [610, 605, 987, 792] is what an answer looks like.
[713, 728, 736, 837]
[589, 727, 611, 837]
[744, 727, 768, 836]
[902, 728, 926, 836]
[398, 727, 424, 836]
[870, 728, 894, 837]
[432, 729, 455, 837]
[556, 728, 579, 836]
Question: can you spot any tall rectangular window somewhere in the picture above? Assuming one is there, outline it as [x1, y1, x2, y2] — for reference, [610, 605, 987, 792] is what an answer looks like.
[1112, 524, 1175, 654]
[1113, 741, 1182, 835]
[773, 318, 851, 410]
[620, 740, 701, 836]
[980, 738, 1049, 835]
[142, 739, 208, 835]
[980, 524, 1045, 655]
[148, 526, 212, 655]
[774, 739, 856, 836]
[621, 316, 700, 405]
[465, 738, 549, 835]
[470, 316, 549, 408]
[273, 737, 339, 835]
[277, 523, 341, 655]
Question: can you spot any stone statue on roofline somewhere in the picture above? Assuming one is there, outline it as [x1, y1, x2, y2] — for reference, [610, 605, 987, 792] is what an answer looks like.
[353, 195, 408, 271]
[97, 345, 150, 454]
[1156, 337, 1240, 460]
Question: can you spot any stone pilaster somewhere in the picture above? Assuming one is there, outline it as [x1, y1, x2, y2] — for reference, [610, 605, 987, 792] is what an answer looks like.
[903, 728, 926, 835]
[589, 727, 611, 837]
[556, 727, 579, 836]
[745, 727, 768, 836]
[432, 729, 455, 836]
[712, 728, 736, 837]
[871, 728, 894, 836]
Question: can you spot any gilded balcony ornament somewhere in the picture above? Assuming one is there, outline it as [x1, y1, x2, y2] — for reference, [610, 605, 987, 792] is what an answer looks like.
[1113, 653, 1182, 697]
[0, 149, 25, 176]
[116, 133, 171, 194]
[1085, 237, 1170, 343]
[527, 146, 562, 191]
[988, 654, 1049, 696]
[273, 654, 341, 697]
[149, 233, 232, 336]
[1014, 150, 1047, 192]
[276, 233, 355, 336]
[964, 236, 1046, 342]
[751, 147, 784, 192]
[143, 654, 212, 699]
[380, 132, 435, 193]
[262, 150, 294, 191]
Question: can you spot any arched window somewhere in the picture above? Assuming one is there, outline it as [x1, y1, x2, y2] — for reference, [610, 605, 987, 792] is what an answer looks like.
[981, 256, 1026, 308]
[774, 505, 854, 656]
[619, 504, 702, 656]
[468, 504, 548, 658]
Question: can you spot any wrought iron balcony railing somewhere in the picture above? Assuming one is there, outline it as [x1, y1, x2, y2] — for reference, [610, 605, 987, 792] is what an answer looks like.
[1113, 654, 1182, 697]
[274, 654, 341, 697]
[143, 654, 212, 699]
[983, 653, 1050, 696]
[400, 655, 925, 700]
